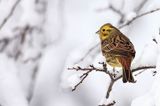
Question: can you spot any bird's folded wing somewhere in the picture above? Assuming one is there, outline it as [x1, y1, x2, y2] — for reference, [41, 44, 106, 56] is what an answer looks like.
[102, 35, 135, 57]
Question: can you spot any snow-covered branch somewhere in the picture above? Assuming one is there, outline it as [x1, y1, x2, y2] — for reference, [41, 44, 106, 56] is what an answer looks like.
[119, 8, 160, 28]
[68, 63, 156, 105]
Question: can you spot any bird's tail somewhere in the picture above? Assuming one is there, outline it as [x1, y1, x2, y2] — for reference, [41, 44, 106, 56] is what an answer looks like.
[118, 57, 135, 83]
[122, 68, 134, 83]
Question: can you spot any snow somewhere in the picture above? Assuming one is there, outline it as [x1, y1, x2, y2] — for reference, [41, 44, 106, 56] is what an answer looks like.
[0, 0, 160, 106]
[99, 95, 114, 106]
[125, 12, 137, 21]
[131, 54, 160, 106]
[63, 74, 81, 90]
[19, 0, 41, 26]
[0, 54, 28, 106]
[131, 93, 154, 106]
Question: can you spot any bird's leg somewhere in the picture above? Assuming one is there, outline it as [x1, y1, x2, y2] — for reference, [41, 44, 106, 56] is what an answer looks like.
[113, 67, 116, 78]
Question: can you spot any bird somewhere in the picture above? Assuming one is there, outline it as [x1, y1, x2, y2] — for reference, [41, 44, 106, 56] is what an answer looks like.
[96, 23, 136, 83]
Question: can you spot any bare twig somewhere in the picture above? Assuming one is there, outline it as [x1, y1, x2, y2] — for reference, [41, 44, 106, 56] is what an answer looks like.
[108, 5, 125, 24]
[99, 101, 116, 106]
[135, 0, 148, 13]
[152, 71, 157, 76]
[153, 38, 158, 44]
[106, 80, 114, 98]
[28, 65, 39, 102]
[134, 70, 145, 76]
[68, 64, 105, 91]
[72, 70, 91, 91]
[68, 63, 156, 105]
[119, 8, 160, 28]
[0, 0, 21, 30]
[115, 66, 156, 81]
[74, 43, 99, 65]
[96, 4, 125, 25]
[23, 53, 42, 63]
[76, 8, 160, 64]
[0, 25, 32, 53]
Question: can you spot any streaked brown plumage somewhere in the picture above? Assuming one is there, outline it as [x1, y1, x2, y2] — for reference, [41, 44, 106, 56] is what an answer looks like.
[96, 23, 136, 83]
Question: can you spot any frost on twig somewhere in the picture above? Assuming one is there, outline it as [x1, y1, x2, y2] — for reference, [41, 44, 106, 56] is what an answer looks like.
[68, 62, 156, 105]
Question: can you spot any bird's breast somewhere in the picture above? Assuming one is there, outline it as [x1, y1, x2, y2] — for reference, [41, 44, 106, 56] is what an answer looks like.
[105, 54, 121, 67]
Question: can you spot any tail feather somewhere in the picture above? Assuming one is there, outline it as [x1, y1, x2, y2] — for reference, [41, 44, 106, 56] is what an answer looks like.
[123, 68, 134, 83]
[118, 57, 135, 83]
[122, 69, 127, 83]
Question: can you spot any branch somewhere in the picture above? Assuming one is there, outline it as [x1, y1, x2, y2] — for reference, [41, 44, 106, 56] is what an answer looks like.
[99, 101, 116, 106]
[68, 63, 156, 105]
[75, 8, 160, 64]
[23, 53, 42, 63]
[74, 43, 99, 65]
[115, 66, 156, 81]
[134, 0, 148, 13]
[119, 8, 160, 28]
[153, 38, 158, 44]
[0, 0, 21, 30]
[72, 70, 91, 91]
[68, 64, 104, 91]
[108, 5, 125, 24]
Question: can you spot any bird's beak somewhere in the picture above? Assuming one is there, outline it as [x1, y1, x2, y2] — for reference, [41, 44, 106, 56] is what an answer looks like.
[96, 30, 100, 34]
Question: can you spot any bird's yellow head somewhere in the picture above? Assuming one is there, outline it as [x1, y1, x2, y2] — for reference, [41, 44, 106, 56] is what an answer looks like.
[96, 23, 115, 41]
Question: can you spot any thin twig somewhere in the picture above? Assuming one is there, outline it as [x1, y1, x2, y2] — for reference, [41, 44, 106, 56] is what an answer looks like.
[68, 65, 103, 91]
[23, 53, 42, 63]
[68, 64, 156, 90]
[72, 70, 92, 91]
[0, 0, 21, 30]
[153, 38, 158, 44]
[76, 8, 160, 64]
[134, 70, 145, 76]
[99, 101, 116, 106]
[74, 43, 99, 65]
[108, 5, 125, 24]
[135, 0, 148, 13]
[106, 80, 114, 98]
[68, 64, 156, 105]
[115, 66, 156, 81]
[119, 8, 160, 29]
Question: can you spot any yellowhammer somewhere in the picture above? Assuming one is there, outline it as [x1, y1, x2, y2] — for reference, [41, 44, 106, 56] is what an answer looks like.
[96, 23, 136, 83]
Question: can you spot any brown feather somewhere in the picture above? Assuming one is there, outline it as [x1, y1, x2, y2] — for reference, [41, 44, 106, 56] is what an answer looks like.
[118, 57, 134, 83]
[101, 30, 135, 58]
[98, 23, 136, 83]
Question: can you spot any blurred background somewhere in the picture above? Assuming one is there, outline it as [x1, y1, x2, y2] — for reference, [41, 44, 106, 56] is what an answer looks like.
[0, 0, 160, 106]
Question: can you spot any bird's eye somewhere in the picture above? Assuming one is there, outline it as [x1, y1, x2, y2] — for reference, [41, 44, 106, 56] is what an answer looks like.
[102, 29, 105, 32]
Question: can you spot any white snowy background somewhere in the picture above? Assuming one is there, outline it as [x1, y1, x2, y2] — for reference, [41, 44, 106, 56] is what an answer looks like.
[0, 0, 160, 106]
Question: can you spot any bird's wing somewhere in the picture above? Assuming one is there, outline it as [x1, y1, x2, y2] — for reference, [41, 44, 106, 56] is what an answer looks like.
[102, 33, 135, 57]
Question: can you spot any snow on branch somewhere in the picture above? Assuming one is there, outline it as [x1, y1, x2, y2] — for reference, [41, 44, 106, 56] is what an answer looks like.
[99, 101, 116, 106]
[119, 8, 160, 28]
[68, 62, 156, 105]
